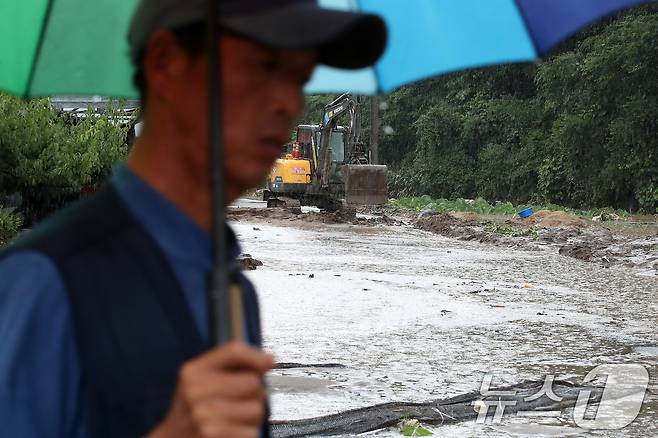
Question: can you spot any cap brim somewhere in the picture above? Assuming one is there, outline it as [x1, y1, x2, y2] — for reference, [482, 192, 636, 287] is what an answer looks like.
[220, 4, 387, 70]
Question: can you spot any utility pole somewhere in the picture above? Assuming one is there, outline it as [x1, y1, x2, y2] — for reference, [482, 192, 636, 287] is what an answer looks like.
[370, 95, 380, 165]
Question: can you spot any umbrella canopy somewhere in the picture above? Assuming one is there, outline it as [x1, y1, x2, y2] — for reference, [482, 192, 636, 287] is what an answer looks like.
[2, 0, 655, 98]
[307, 0, 657, 94]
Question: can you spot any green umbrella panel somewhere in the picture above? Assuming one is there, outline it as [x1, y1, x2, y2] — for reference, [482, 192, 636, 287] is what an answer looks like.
[1, 0, 137, 98]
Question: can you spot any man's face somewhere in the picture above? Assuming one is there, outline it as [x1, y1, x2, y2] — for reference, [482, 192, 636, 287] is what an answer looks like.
[148, 33, 317, 194]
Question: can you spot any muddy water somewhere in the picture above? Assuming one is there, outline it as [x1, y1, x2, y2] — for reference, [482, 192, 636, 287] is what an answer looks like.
[232, 221, 658, 437]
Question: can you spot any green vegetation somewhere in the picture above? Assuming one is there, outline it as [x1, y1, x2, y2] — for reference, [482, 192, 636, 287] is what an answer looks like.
[484, 223, 539, 238]
[390, 196, 629, 219]
[0, 207, 21, 245]
[308, 5, 658, 213]
[398, 419, 433, 437]
[0, 93, 131, 226]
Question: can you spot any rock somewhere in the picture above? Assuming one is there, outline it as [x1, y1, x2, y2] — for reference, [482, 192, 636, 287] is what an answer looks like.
[601, 212, 621, 222]
[238, 255, 263, 271]
[418, 208, 439, 219]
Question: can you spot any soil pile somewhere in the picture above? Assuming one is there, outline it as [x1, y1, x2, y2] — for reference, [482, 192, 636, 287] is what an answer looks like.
[531, 210, 586, 228]
[414, 214, 506, 245]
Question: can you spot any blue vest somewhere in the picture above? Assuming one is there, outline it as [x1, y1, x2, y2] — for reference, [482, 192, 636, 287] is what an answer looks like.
[2, 186, 266, 437]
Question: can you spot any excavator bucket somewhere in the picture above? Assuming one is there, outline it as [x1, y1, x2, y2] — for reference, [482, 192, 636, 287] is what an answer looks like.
[343, 165, 388, 206]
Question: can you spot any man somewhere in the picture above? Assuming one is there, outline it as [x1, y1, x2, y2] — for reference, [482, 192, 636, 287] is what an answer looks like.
[0, 1, 386, 437]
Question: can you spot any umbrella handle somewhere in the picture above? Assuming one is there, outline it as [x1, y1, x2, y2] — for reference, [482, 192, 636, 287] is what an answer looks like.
[229, 282, 245, 341]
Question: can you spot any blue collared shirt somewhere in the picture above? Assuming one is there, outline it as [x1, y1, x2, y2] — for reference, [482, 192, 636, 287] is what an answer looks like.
[0, 166, 242, 437]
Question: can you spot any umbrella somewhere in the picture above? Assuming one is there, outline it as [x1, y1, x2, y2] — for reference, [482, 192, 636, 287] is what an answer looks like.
[307, 0, 657, 94]
[0, 0, 654, 345]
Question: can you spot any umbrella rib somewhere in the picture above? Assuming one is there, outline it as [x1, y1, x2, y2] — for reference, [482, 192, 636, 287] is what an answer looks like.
[25, 0, 56, 97]
[512, 0, 541, 59]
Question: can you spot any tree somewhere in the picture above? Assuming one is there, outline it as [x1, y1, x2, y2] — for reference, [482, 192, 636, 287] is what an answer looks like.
[0, 93, 131, 225]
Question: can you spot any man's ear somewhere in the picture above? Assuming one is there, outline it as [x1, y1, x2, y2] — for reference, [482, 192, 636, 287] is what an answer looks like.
[143, 31, 192, 103]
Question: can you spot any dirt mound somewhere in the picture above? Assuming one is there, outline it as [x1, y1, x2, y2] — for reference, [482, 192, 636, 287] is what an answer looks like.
[301, 208, 357, 224]
[415, 214, 499, 243]
[559, 245, 594, 262]
[532, 210, 586, 228]
[415, 213, 461, 236]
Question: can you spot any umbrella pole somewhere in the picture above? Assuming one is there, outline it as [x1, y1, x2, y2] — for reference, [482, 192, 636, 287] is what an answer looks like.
[206, 0, 239, 345]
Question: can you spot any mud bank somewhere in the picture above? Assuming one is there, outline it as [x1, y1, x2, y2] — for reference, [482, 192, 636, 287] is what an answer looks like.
[415, 212, 658, 276]
[229, 201, 657, 275]
[228, 205, 403, 227]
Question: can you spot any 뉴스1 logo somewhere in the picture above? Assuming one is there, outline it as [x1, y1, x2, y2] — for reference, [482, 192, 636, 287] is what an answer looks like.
[473, 364, 649, 429]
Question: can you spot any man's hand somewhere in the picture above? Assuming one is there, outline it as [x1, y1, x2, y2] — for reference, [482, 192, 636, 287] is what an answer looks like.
[149, 341, 275, 438]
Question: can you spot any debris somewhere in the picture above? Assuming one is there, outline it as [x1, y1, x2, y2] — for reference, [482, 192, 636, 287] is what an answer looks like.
[518, 207, 534, 219]
[472, 400, 487, 414]
[309, 274, 315, 279]
[253, 227, 262, 231]
[275, 362, 346, 369]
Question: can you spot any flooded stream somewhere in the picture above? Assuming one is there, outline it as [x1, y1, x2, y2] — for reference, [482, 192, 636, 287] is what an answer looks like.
[232, 220, 658, 437]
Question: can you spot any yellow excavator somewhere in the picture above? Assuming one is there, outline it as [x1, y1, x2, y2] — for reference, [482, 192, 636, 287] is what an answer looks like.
[264, 94, 388, 211]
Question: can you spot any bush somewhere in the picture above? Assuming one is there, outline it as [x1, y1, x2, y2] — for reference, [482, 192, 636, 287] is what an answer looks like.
[0, 207, 22, 246]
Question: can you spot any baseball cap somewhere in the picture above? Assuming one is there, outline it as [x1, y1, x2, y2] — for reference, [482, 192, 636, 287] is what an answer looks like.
[128, 0, 387, 70]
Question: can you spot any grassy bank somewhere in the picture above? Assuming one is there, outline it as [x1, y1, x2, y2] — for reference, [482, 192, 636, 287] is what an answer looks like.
[390, 196, 630, 219]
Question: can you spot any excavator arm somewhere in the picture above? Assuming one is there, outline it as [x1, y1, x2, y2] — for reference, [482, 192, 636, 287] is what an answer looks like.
[317, 94, 358, 187]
